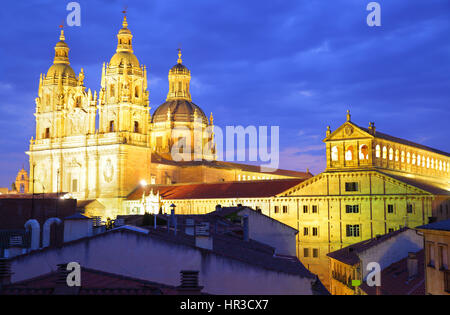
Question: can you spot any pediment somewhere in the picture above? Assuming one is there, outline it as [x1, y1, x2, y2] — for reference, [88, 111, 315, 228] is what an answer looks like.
[324, 122, 373, 142]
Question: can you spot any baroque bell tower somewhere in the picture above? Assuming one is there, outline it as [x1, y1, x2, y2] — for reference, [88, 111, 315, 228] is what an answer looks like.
[28, 27, 97, 198]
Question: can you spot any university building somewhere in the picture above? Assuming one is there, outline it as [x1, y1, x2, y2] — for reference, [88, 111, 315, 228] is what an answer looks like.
[125, 112, 450, 287]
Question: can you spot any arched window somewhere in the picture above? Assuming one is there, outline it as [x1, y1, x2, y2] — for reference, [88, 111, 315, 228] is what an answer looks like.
[431, 158, 434, 169]
[110, 84, 115, 97]
[331, 146, 339, 161]
[426, 157, 430, 168]
[375, 145, 381, 158]
[44, 127, 50, 139]
[359, 145, 369, 160]
[20, 184, 25, 193]
[109, 121, 115, 132]
[135, 86, 139, 98]
[395, 150, 399, 162]
[382, 146, 387, 159]
[412, 154, 416, 165]
[406, 152, 411, 164]
[389, 148, 394, 161]
[134, 121, 139, 133]
[401, 151, 405, 163]
[417, 155, 421, 167]
[345, 146, 354, 161]
[439, 160, 442, 171]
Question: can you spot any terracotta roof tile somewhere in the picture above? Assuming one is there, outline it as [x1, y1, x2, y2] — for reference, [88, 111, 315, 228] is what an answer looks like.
[127, 178, 306, 201]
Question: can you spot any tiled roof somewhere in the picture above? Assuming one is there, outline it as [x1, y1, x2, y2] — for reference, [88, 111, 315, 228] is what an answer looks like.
[127, 178, 306, 200]
[327, 228, 410, 265]
[359, 250, 425, 295]
[0, 193, 67, 199]
[151, 153, 313, 178]
[416, 219, 450, 232]
[1, 266, 179, 295]
[8, 225, 317, 281]
[378, 171, 450, 196]
[358, 125, 450, 157]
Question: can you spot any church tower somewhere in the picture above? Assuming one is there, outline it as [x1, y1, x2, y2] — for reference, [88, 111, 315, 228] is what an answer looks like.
[93, 14, 152, 213]
[98, 14, 150, 137]
[150, 49, 216, 162]
[28, 27, 97, 198]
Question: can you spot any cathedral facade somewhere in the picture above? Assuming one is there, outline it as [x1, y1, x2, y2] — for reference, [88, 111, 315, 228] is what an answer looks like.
[27, 16, 307, 218]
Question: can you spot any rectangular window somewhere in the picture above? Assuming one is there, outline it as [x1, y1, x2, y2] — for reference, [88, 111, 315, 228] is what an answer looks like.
[282, 205, 288, 214]
[303, 227, 309, 236]
[109, 121, 115, 132]
[312, 205, 318, 213]
[312, 227, 318, 236]
[274, 206, 279, 214]
[346, 224, 360, 237]
[313, 248, 319, 258]
[345, 182, 359, 192]
[439, 244, 448, 270]
[445, 271, 450, 293]
[346, 205, 359, 213]
[72, 179, 78, 193]
[387, 204, 394, 214]
[388, 228, 394, 233]
[44, 128, 50, 139]
[407, 203, 413, 214]
[303, 248, 309, 258]
[303, 205, 308, 213]
[427, 242, 435, 267]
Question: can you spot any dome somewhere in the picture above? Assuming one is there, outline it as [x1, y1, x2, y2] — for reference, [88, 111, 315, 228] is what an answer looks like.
[46, 63, 76, 79]
[152, 99, 208, 124]
[109, 51, 140, 68]
[170, 63, 190, 75]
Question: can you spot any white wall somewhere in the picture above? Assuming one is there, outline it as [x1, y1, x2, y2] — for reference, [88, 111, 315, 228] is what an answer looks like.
[240, 208, 297, 256]
[358, 229, 423, 279]
[10, 231, 314, 295]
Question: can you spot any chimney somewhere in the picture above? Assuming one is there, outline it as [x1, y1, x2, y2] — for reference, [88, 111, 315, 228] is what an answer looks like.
[243, 215, 249, 242]
[368, 122, 376, 135]
[0, 259, 12, 287]
[177, 270, 203, 295]
[195, 223, 213, 250]
[407, 252, 418, 279]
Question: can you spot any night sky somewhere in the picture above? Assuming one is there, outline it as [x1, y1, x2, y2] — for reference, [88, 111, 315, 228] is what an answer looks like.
[0, 0, 449, 187]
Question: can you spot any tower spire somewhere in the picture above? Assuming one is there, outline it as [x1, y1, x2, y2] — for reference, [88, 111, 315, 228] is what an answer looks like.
[53, 24, 70, 65]
[177, 48, 183, 64]
[166, 49, 192, 101]
[116, 9, 133, 53]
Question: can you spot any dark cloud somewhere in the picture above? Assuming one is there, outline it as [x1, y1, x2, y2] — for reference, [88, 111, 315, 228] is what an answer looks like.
[0, 0, 449, 184]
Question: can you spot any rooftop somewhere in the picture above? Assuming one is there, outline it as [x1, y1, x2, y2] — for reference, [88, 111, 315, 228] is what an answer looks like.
[360, 250, 425, 295]
[0, 266, 180, 295]
[416, 219, 450, 232]
[127, 178, 306, 200]
[327, 228, 410, 266]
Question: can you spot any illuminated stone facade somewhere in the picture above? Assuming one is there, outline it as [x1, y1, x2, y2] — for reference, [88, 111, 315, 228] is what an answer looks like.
[126, 113, 450, 288]
[27, 17, 303, 218]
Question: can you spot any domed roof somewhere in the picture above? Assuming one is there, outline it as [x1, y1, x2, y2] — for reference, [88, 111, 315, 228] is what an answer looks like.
[152, 99, 208, 124]
[109, 51, 140, 68]
[46, 63, 76, 79]
[170, 63, 190, 74]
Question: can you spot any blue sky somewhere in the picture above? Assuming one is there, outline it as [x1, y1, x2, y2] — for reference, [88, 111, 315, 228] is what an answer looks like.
[0, 0, 449, 186]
